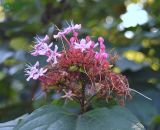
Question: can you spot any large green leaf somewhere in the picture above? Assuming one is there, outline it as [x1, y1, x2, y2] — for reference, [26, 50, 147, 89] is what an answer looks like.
[0, 114, 28, 130]
[126, 90, 160, 125]
[14, 105, 145, 130]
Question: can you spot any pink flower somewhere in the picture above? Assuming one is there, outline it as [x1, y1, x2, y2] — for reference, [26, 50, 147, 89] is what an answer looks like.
[74, 39, 92, 52]
[53, 24, 81, 39]
[98, 37, 105, 52]
[63, 24, 81, 34]
[62, 90, 75, 100]
[34, 35, 49, 43]
[53, 32, 64, 39]
[46, 45, 61, 64]
[31, 42, 53, 56]
[84, 36, 98, 49]
[31, 35, 52, 56]
[95, 37, 108, 61]
[73, 24, 81, 30]
[70, 37, 76, 44]
[25, 61, 47, 81]
[86, 36, 91, 42]
[95, 52, 108, 61]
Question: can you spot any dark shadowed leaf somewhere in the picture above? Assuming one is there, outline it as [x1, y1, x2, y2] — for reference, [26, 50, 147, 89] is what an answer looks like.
[126, 94, 158, 125]
[14, 105, 145, 130]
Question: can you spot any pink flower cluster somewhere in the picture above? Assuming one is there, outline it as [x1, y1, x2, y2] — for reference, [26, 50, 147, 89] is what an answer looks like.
[26, 23, 109, 81]
[31, 35, 61, 64]
[25, 23, 131, 108]
[25, 61, 47, 81]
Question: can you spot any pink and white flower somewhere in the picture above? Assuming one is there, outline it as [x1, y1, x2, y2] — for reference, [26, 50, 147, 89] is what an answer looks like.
[53, 32, 64, 39]
[31, 42, 53, 56]
[74, 39, 92, 52]
[95, 37, 109, 61]
[63, 23, 81, 34]
[95, 51, 108, 61]
[53, 24, 81, 39]
[31, 35, 52, 56]
[34, 35, 49, 43]
[62, 90, 75, 100]
[25, 61, 47, 81]
[46, 45, 61, 64]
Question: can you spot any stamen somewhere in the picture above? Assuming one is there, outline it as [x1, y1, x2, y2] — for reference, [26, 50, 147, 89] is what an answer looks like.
[130, 88, 152, 100]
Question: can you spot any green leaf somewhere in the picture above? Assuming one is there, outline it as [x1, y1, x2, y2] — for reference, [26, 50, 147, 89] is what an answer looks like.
[14, 105, 145, 130]
[126, 90, 159, 125]
[0, 114, 28, 130]
[10, 37, 29, 51]
[0, 72, 6, 80]
[92, 97, 117, 108]
[150, 115, 160, 130]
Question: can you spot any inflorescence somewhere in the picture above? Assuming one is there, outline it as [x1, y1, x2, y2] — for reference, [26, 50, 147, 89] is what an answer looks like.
[25, 23, 133, 112]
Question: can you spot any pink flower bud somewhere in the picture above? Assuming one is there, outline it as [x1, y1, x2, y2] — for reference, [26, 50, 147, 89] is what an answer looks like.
[86, 36, 91, 42]
[73, 31, 78, 37]
[70, 37, 76, 44]
[98, 37, 104, 43]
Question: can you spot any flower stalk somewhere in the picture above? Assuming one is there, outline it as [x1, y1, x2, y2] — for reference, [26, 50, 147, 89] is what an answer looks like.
[81, 83, 86, 113]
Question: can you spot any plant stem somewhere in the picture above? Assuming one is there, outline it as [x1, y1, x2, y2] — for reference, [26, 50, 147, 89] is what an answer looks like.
[81, 83, 85, 114]
[62, 34, 71, 46]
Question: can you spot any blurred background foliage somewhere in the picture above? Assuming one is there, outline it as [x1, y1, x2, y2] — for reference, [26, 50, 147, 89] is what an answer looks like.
[0, 0, 160, 129]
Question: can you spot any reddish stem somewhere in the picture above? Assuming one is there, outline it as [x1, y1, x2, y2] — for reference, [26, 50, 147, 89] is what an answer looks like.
[62, 35, 71, 46]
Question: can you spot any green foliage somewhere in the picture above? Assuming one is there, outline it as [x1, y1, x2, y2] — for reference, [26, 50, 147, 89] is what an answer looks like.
[0, 114, 28, 130]
[126, 95, 158, 125]
[10, 37, 29, 51]
[92, 98, 118, 109]
[13, 105, 144, 130]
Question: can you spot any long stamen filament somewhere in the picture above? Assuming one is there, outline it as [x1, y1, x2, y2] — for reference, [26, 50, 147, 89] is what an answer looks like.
[130, 88, 152, 100]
